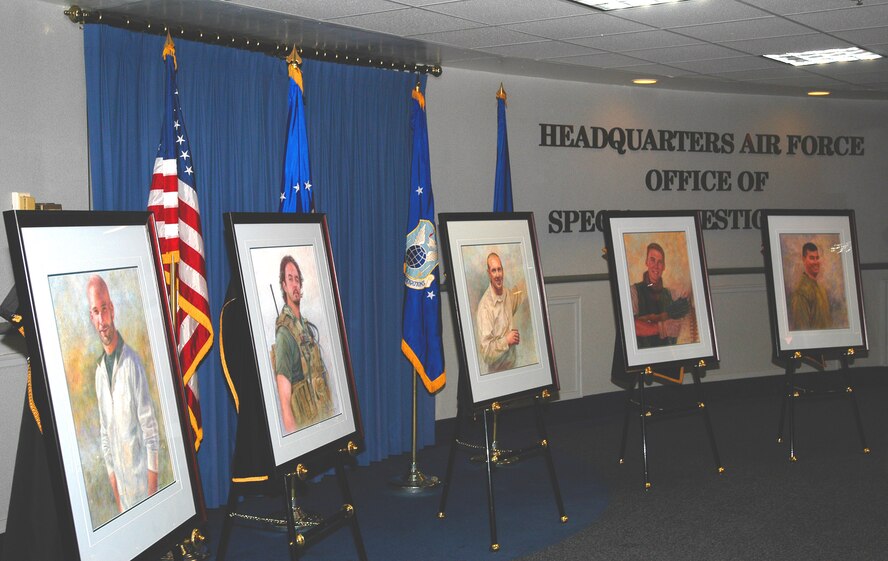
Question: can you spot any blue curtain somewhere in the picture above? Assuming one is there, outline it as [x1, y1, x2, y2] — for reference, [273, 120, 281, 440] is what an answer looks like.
[85, 24, 434, 507]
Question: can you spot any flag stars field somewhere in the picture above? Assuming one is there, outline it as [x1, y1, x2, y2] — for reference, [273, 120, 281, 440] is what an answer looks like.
[426, 291, 436, 300]
[416, 185, 424, 195]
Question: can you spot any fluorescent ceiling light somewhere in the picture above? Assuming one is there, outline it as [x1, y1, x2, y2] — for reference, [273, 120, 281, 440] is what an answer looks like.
[764, 47, 882, 66]
[568, 0, 688, 11]
[633, 78, 658, 84]
[807, 91, 831, 96]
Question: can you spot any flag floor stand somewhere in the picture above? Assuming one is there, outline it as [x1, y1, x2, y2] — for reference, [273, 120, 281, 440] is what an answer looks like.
[618, 364, 724, 491]
[215, 450, 368, 561]
[437, 390, 567, 552]
[776, 351, 870, 462]
[389, 370, 441, 492]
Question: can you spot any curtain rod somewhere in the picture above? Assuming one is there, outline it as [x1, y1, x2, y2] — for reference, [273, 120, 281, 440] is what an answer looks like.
[64, 5, 443, 76]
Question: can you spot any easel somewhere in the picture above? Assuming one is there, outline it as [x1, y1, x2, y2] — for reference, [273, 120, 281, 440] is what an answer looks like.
[215, 447, 367, 561]
[437, 378, 567, 552]
[617, 360, 724, 490]
[775, 349, 869, 462]
[216, 294, 367, 561]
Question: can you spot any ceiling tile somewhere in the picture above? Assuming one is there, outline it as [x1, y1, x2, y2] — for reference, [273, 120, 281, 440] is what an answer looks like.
[422, 0, 591, 25]
[669, 55, 786, 74]
[831, 71, 888, 85]
[555, 52, 654, 69]
[331, 7, 479, 35]
[504, 13, 652, 39]
[803, 57, 888, 77]
[480, 40, 600, 59]
[626, 43, 745, 64]
[737, 0, 888, 16]
[234, 0, 404, 20]
[567, 29, 701, 51]
[720, 33, 854, 56]
[608, 0, 773, 27]
[675, 17, 814, 42]
[713, 66, 821, 80]
[785, 5, 888, 32]
[409, 26, 540, 47]
[833, 27, 888, 47]
[609, 62, 697, 77]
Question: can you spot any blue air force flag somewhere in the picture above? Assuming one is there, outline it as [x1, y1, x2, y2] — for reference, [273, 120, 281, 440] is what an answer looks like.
[493, 84, 514, 213]
[401, 87, 446, 393]
[279, 48, 314, 213]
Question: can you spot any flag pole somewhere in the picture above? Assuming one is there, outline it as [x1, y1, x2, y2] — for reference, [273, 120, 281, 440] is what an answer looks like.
[390, 368, 440, 491]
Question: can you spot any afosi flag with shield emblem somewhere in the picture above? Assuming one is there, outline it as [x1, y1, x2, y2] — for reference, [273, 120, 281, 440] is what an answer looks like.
[401, 86, 445, 393]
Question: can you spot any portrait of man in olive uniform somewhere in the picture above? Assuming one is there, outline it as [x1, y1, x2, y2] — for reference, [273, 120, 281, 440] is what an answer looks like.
[273, 255, 334, 435]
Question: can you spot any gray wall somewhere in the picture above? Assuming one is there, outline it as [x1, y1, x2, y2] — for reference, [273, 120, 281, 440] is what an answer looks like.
[425, 68, 888, 418]
[2, 1, 888, 534]
[0, 0, 88, 533]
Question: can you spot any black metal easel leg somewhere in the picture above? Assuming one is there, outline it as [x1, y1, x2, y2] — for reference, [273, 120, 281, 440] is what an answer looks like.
[335, 460, 369, 561]
[618, 374, 637, 465]
[284, 475, 301, 561]
[214, 484, 240, 561]
[482, 408, 499, 551]
[534, 396, 567, 523]
[437, 410, 462, 518]
[692, 368, 723, 473]
[637, 374, 651, 491]
[840, 357, 870, 453]
[787, 360, 797, 462]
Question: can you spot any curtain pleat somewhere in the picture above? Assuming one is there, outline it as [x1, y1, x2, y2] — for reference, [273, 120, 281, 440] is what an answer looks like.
[85, 24, 434, 507]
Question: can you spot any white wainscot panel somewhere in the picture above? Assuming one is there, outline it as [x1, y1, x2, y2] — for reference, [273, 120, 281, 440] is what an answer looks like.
[548, 296, 582, 402]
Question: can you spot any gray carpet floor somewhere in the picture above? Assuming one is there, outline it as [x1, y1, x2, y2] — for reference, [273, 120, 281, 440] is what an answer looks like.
[515, 368, 888, 561]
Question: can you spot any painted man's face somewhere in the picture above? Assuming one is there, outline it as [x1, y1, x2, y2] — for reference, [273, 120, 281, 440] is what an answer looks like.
[803, 249, 821, 279]
[645, 248, 665, 284]
[487, 254, 504, 294]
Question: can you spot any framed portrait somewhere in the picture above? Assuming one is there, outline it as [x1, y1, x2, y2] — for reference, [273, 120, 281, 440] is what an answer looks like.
[604, 211, 718, 371]
[224, 213, 361, 468]
[439, 212, 558, 407]
[761, 210, 867, 358]
[3, 210, 203, 561]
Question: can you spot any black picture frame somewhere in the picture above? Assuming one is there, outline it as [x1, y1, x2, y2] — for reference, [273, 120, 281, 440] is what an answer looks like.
[603, 210, 719, 373]
[760, 209, 867, 360]
[224, 212, 362, 471]
[438, 212, 559, 409]
[3, 210, 204, 561]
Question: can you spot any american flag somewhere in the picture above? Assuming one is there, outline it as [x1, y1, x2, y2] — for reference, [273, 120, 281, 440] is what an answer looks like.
[147, 34, 213, 451]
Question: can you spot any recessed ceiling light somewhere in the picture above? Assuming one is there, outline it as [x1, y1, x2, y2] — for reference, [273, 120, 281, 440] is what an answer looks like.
[567, 0, 688, 11]
[633, 78, 658, 84]
[764, 47, 882, 67]
[807, 91, 831, 96]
